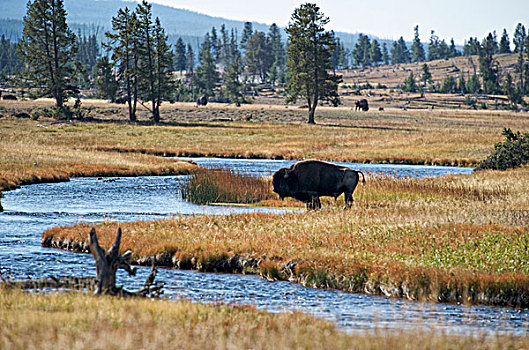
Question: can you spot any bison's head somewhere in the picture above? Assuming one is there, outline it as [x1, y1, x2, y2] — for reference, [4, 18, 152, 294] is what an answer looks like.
[272, 168, 297, 200]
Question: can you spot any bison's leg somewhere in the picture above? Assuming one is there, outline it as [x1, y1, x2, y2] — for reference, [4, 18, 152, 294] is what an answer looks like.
[315, 196, 321, 209]
[344, 192, 353, 208]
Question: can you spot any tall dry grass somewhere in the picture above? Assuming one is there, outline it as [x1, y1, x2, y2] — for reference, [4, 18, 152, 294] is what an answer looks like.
[182, 168, 275, 204]
[1, 288, 527, 349]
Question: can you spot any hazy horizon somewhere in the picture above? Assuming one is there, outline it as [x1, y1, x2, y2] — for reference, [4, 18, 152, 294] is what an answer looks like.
[137, 0, 529, 45]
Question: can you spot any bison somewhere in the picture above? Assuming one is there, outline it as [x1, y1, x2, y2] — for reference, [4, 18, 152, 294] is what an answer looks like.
[355, 99, 369, 111]
[196, 95, 208, 106]
[272, 160, 365, 209]
[2, 94, 17, 101]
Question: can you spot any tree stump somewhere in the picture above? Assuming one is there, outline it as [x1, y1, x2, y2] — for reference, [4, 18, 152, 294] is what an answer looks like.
[1, 228, 163, 297]
[88, 227, 163, 297]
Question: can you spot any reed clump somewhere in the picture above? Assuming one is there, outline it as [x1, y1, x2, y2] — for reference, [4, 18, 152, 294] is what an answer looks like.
[182, 168, 275, 204]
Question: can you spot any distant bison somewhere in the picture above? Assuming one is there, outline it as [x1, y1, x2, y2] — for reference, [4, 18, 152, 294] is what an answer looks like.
[114, 96, 128, 104]
[2, 94, 17, 101]
[272, 160, 365, 209]
[355, 99, 369, 111]
[196, 95, 208, 106]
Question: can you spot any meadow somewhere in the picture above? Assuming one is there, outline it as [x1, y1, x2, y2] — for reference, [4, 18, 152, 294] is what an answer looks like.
[2, 98, 529, 346]
[3, 288, 528, 349]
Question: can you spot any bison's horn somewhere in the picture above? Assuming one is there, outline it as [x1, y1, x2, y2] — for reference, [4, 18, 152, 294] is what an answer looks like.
[283, 172, 289, 179]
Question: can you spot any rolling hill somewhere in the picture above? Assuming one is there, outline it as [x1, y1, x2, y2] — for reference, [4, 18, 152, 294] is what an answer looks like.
[0, 0, 367, 48]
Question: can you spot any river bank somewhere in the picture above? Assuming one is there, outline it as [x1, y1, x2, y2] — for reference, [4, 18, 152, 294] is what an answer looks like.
[42, 166, 529, 308]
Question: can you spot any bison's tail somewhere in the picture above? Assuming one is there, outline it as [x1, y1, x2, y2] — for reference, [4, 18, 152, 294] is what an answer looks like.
[357, 170, 366, 184]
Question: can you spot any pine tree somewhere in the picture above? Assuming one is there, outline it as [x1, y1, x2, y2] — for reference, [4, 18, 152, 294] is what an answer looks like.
[194, 33, 219, 97]
[105, 6, 139, 122]
[210, 26, 220, 62]
[391, 37, 410, 64]
[513, 23, 526, 54]
[353, 34, 371, 66]
[421, 63, 432, 89]
[499, 29, 511, 54]
[223, 55, 243, 104]
[402, 71, 417, 92]
[218, 24, 231, 69]
[382, 42, 389, 65]
[286, 3, 342, 124]
[369, 39, 382, 66]
[411, 25, 425, 62]
[448, 39, 459, 58]
[240, 22, 253, 51]
[135, 1, 174, 123]
[428, 30, 441, 61]
[479, 32, 500, 94]
[467, 73, 481, 94]
[174, 37, 186, 73]
[95, 56, 118, 102]
[267, 23, 285, 71]
[185, 43, 194, 76]
[245, 31, 273, 83]
[18, 0, 78, 109]
[458, 74, 467, 94]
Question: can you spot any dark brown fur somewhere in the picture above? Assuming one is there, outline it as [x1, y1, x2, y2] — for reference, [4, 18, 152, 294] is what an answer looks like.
[272, 160, 365, 209]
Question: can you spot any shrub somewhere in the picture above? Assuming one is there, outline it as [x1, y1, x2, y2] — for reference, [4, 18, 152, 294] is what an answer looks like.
[182, 168, 275, 204]
[476, 128, 529, 170]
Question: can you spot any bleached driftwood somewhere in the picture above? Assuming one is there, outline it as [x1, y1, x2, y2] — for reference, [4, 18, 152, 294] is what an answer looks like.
[88, 227, 163, 297]
[1, 228, 163, 298]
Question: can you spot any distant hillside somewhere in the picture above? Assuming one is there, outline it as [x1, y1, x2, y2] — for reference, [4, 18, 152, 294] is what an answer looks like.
[0, 0, 371, 49]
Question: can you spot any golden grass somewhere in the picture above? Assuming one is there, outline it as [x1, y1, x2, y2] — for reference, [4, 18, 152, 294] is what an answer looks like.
[2, 288, 528, 349]
[183, 168, 275, 204]
[43, 166, 529, 306]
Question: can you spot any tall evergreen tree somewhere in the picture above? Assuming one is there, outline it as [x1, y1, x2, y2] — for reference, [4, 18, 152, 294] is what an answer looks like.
[105, 7, 138, 121]
[421, 63, 432, 89]
[267, 23, 286, 71]
[513, 23, 526, 54]
[463, 37, 480, 56]
[95, 56, 118, 102]
[223, 55, 243, 104]
[402, 71, 417, 92]
[382, 42, 389, 65]
[0, 35, 22, 75]
[448, 38, 459, 58]
[391, 37, 410, 64]
[174, 37, 186, 73]
[18, 0, 78, 109]
[194, 33, 219, 97]
[286, 3, 342, 124]
[185, 43, 194, 76]
[245, 31, 273, 83]
[467, 73, 481, 93]
[240, 21, 253, 51]
[458, 74, 467, 94]
[411, 25, 425, 62]
[353, 34, 371, 66]
[479, 33, 500, 94]
[499, 29, 511, 54]
[369, 39, 382, 66]
[513, 24, 527, 92]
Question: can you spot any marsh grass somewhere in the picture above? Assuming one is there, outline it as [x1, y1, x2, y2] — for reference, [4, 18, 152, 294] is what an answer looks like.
[43, 167, 529, 306]
[2, 288, 528, 349]
[182, 168, 275, 204]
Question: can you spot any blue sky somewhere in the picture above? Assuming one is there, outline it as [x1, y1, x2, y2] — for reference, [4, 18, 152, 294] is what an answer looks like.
[142, 0, 528, 44]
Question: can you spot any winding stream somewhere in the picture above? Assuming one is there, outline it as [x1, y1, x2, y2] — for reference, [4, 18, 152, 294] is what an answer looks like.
[1, 158, 528, 335]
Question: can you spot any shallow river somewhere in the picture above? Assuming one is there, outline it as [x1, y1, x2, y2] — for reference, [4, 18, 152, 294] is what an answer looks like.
[1, 158, 528, 335]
